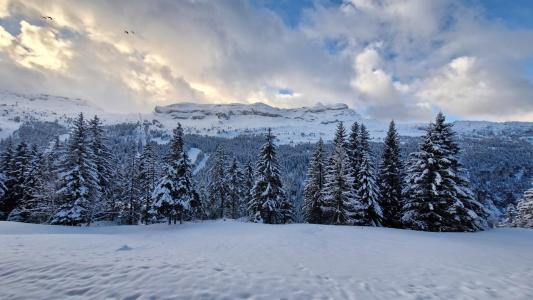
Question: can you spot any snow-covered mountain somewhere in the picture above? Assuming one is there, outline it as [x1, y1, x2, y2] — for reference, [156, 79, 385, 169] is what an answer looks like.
[1, 90, 532, 144]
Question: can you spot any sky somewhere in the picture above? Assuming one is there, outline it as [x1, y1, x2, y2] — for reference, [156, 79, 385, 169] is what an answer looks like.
[0, 0, 532, 122]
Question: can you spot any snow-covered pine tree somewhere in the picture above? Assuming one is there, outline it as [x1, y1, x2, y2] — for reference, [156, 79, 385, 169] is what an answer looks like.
[16, 145, 50, 223]
[378, 120, 403, 228]
[347, 122, 362, 191]
[118, 153, 142, 225]
[504, 203, 518, 227]
[402, 113, 487, 232]
[515, 181, 533, 228]
[208, 145, 228, 219]
[434, 113, 489, 230]
[0, 141, 17, 218]
[249, 128, 289, 224]
[323, 122, 357, 225]
[152, 123, 195, 224]
[51, 113, 98, 226]
[303, 138, 326, 224]
[355, 151, 383, 226]
[6, 142, 32, 221]
[87, 115, 115, 223]
[226, 157, 244, 219]
[138, 140, 157, 224]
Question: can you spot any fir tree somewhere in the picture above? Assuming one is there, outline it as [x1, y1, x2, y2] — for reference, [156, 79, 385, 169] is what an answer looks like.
[378, 121, 403, 228]
[515, 181, 533, 228]
[249, 129, 289, 224]
[227, 157, 244, 219]
[152, 123, 194, 224]
[52, 113, 98, 226]
[1, 142, 21, 216]
[87, 115, 115, 223]
[303, 138, 326, 224]
[208, 145, 228, 219]
[355, 151, 383, 226]
[347, 122, 362, 191]
[138, 140, 157, 224]
[402, 113, 487, 232]
[323, 122, 357, 225]
[119, 153, 142, 225]
[18, 145, 50, 222]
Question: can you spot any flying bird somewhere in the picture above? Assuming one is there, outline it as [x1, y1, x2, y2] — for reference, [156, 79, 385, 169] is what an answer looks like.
[41, 16, 53, 21]
[124, 30, 135, 35]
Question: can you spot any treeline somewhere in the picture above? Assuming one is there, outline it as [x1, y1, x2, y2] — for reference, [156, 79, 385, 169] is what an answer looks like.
[1, 111, 531, 231]
[302, 113, 490, 232]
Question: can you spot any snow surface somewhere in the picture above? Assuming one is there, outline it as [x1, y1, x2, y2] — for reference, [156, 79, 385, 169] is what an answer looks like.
[1, 221, 532, 299]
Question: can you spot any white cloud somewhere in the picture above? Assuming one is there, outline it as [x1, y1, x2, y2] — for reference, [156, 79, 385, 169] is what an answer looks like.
[0, 0, 531, 121]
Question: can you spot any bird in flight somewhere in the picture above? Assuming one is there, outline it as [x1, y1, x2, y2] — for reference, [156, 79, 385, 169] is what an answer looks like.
[124, 30, 135, 35]
[41, 16, 53, 21]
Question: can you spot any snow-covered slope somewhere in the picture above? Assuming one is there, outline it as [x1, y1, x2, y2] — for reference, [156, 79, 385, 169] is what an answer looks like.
[1, 220, 533, 299]
[0, 90, 135, 139]
[1, 90, 532, 144]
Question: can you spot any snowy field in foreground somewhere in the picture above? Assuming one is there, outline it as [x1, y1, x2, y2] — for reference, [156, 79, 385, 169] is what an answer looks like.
[1, 221, 533, 300]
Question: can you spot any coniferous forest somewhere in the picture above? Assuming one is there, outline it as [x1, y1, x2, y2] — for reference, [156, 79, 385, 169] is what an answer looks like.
[0, 112, 532, 231]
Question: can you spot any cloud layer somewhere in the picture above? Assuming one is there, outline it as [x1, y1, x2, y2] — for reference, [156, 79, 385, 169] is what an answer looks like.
[0, 0, 532, 121]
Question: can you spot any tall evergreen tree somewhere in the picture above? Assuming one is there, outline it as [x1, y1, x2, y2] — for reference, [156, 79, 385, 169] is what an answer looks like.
[52, 113, 98, 225]
[87, 115, 115, 223]
[118, 153, 142, 225]
[378, 121, 403, 228]
[303, 138, 326, 224]
[208, 145, 228, 219]
[226, 157, 244, 219]
[323, 122, 357, 225]
[17, 145, 50, 222]
[355, 151, 383, 226]
[138, 140, 157, 224]
[515, 181, 533, 228]
[249, 129, 289, 224]
[0, 142, 19, 216]
[402, 113, 487, 232]
[4, 142, 32, 221]
[152, 123, 195, 224]
[347, 122, 362, 191]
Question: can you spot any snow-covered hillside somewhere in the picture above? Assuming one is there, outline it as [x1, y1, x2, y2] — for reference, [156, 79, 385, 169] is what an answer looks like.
[1, 90, 532, 144]
[1, 221, 532, 299]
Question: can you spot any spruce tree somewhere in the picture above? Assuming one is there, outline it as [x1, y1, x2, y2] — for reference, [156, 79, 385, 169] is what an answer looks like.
[323, 122, 357, 225]
[208, 145, 228, 219]
[402, 113, 487, 232]
[1, 142, 26, 218]
[52, 113, 98, 225]
[152, 123, 194, 224]
[378, 120, 403, 228]
[347, 122, 362, 191]
[138, 140, 157, 224]
[87, 115, 115, 223]
[355, 151, 383, 226]
[249, 129, 289, 224]
[119, 153, 142, 225]
[303, 138, 326, 224]
[227, 157, 244, 219]
[0, 141, 15, 218]
[17, 145, 49, 222]
[515, 181, 533, 228]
